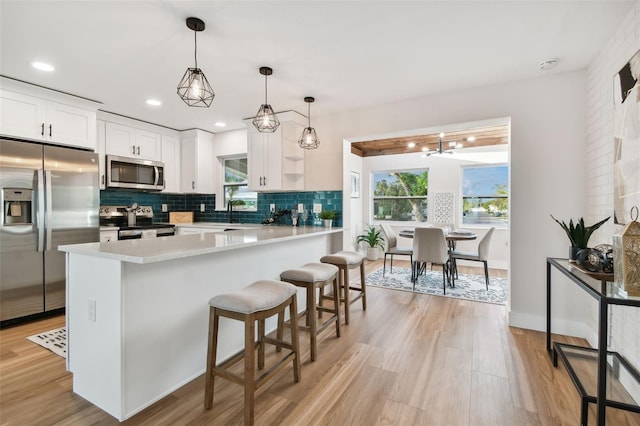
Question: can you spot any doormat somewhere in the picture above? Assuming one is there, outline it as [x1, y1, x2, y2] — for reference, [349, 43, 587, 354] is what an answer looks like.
[367, 267, 508, 305]
[27, 327, 66, 358]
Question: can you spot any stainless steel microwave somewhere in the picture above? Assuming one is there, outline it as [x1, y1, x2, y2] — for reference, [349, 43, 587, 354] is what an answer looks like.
[106, 155, 165, 191]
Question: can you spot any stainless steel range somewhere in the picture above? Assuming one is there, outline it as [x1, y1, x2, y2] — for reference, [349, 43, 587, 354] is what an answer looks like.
[99, 205, 175, 240]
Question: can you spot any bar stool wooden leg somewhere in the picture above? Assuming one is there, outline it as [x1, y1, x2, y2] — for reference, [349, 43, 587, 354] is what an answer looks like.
[342, 266, 351, 324]
[204, 307, 218, 410]
[289, 295, 301, 382]
[332, 276, 341, 337]
[360, 262, 367, 311]
[308, 284, 318, 361]
[258, 319, 265, 370]
[244, 316, 256, 426]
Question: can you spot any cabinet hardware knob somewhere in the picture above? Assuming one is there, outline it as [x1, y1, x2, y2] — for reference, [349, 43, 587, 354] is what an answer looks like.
[49, 124, 52, 137]
[137, 146, 140, 155]
[101, 175, 105, 185]
[192, 181, 195, 190]
[132, 146, 136, 155]
[41, 123, 44, 136]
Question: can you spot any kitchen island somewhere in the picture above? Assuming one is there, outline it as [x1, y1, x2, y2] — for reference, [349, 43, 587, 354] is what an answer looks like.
[59, 226, 342, 421]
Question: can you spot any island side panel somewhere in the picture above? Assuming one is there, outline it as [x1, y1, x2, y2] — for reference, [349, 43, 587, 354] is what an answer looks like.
[66, 253, 125, 420]
[121, 231, 340, 419]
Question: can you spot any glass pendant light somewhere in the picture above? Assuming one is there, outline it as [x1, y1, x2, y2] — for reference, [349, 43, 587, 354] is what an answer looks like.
[177, 17, 215, 107]
[252, 66, 280, 133]
[298, 97, 320, 149]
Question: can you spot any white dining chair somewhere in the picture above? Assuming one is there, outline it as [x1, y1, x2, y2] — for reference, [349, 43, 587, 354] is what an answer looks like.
[380, 223, 413, 276]
[412, 227, 452, 293]
[450, 227, 495, 290]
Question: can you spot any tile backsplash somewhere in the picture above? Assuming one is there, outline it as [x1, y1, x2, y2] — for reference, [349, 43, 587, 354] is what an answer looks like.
[100, 189, 343, 226]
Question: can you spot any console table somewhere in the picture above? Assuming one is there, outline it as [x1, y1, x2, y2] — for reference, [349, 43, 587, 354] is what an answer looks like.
[546, 258, 640, 425]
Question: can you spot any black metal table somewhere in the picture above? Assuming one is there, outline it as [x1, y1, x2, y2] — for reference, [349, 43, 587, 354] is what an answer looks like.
[546, 257, 640, 425]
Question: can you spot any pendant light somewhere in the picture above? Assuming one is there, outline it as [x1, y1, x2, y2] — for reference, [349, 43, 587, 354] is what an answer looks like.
[252, 67, 280, 132]
[177, 17, 215, 107]
[298, 97, 320, 149]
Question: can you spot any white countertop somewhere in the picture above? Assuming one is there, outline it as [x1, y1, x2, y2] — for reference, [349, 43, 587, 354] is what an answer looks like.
[60, 226, 341, 264]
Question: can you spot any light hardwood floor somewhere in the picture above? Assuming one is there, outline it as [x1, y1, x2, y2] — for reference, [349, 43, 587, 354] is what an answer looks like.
[1, 261, 639, 425]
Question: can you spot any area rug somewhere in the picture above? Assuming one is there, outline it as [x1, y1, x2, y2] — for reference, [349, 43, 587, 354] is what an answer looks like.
[366, 267, 508, 305]
[26, 327, 66, 358]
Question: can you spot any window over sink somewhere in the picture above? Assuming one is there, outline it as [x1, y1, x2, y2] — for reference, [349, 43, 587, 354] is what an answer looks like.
[223, 156, 257, 211]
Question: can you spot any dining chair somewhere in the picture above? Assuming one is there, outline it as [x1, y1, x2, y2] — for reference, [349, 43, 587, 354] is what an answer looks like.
[380, 223, 413, 276]
[450, 227, 495, 290]
[412, 227, 452, 293]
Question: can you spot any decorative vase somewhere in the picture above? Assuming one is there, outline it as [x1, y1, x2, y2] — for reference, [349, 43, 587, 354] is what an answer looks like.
[366, 247, 379, 261]
[323, 219, 333, 228]
[569, 246, 580, 263]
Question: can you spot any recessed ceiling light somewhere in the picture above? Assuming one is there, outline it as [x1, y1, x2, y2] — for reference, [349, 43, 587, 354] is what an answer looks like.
[407, 142, 416, 148]
[32, 61, 55, 72]
[421, 147, 429, 152]
[214, 122, 226, 127]
[145, 99, 162, 106]
[466, 136, 476, 142]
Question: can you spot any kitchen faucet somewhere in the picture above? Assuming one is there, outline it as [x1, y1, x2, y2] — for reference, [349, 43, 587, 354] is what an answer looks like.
[227, 201, 236, 223]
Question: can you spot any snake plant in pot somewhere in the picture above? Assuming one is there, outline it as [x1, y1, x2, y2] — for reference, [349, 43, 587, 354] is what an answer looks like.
[356, 224, 385, 260]
[550, 215, 610, 261]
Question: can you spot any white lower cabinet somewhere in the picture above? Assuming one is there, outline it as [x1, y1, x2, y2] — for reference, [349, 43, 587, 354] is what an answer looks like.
[100, 230, 118, 242]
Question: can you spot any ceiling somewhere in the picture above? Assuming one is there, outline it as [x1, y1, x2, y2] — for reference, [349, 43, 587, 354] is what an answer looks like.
[351, 123, 509, 157]
[0, 1, 634, 134]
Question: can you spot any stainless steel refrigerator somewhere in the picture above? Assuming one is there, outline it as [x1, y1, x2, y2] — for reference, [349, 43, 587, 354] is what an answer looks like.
[0, 139, 99, 325]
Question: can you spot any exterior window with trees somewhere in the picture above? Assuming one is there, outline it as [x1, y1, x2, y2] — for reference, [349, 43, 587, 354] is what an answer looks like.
[223, 157, 257, 211]
[373, 169, 428, 222]
[461, 165, 508, 226]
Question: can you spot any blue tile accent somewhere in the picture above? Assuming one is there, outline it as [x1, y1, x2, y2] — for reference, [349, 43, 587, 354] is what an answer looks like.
[100, 190, 343, 226]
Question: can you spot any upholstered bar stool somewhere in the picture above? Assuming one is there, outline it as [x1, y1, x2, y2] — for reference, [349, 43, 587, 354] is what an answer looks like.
[204, 280, 301, 426]
[279, 263, 341, 362]
[320, 250, 366, 325]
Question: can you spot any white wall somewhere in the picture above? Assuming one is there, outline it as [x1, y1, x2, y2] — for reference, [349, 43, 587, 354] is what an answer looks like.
[585, 0, 640, 397]
[309, 69, 591, 334]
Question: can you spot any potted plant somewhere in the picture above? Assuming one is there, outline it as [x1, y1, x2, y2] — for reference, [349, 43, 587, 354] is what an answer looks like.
[319, 210, 336, 228]
[356, 224, 385, 260]
[550, 215, 610, 261]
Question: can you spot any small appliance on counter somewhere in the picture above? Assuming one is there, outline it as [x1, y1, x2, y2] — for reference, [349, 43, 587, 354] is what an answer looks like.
[99, 205, 175, 240]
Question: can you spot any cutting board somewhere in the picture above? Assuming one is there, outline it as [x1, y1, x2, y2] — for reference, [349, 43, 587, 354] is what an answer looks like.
[169, 212, 194, 224]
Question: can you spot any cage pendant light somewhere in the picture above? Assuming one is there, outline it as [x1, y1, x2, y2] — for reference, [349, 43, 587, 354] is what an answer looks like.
[177, 17, 215, 107]
[298, 97, 319, 149]
[252, 67, 280, 133]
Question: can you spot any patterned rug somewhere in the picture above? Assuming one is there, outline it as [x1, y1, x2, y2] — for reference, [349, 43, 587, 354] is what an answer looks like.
[367, 267, 508, 305]
[26, 327, 66, 358]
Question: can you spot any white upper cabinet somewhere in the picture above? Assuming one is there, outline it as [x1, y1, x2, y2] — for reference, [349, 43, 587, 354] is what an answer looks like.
[246, 111, 306, 192]
[0, 78, 98, 150]
[97, 120, 107, 189]
[181, 130, 215, 194]
[161, 135, 181, 193]
[105, 122, 161, 161]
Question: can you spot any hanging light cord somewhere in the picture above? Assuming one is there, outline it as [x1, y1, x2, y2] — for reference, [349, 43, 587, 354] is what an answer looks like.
[264, 74, 268, 104]
[307, 102, 311, 127]
[193, 31, 198, 69]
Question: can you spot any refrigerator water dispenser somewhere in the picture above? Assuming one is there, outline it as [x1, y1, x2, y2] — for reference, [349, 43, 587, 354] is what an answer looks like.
[2, 188, 32, 225]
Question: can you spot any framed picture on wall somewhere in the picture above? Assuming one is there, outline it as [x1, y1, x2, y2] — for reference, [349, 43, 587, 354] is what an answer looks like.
[351, 171, 360, 198]
[613, 48, 640, 224]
